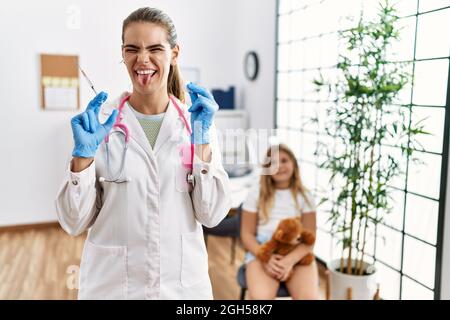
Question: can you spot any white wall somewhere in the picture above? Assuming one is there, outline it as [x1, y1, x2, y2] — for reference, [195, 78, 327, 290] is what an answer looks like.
[235, 0, 276, 129]
[0, 0, 277, 226]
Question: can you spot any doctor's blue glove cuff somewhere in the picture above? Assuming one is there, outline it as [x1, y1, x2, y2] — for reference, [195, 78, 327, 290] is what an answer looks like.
[191, 120, 211, 145]
[72, 146, 96, 158]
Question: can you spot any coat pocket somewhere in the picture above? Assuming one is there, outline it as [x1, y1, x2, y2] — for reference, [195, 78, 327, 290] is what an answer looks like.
[79, 240, 128, 299]
[180, 229, 209, 288]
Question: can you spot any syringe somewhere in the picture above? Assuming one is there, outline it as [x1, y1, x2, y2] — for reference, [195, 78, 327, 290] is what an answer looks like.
[78, 65, 98, 96]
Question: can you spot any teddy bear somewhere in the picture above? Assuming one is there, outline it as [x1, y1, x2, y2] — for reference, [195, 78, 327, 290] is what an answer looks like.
[256, 217, 316, 267]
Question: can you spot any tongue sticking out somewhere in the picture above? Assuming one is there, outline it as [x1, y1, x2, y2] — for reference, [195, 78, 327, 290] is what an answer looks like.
[137, 73, 151, 86]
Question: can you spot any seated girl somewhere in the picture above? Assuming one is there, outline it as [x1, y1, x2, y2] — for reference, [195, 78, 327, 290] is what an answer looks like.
[240, 144, 318, 300]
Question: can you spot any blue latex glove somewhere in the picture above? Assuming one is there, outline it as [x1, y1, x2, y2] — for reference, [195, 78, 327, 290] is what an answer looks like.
[187, 82, 219, 145]
[71, 91, 118, 158]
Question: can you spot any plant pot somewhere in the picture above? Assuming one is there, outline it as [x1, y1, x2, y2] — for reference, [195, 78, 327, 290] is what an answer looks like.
[327, 259, 377, 300]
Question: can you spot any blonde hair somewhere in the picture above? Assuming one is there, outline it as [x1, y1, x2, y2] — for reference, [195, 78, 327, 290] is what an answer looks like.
[122, 7, 185, 103]
[258, 144, 312, 223]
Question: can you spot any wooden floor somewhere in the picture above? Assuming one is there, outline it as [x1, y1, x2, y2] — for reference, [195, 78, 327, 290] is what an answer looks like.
[0, 225, 325, 300]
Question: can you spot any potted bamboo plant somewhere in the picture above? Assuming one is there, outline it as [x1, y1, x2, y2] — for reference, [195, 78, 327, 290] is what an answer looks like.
[313, 1, 429, 299]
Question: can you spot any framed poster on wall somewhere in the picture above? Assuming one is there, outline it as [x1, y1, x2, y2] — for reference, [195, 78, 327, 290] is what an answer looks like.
[40, 54, 79, 111]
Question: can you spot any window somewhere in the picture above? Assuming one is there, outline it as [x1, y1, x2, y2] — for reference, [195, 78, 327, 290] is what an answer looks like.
[275, 0, 450, 299]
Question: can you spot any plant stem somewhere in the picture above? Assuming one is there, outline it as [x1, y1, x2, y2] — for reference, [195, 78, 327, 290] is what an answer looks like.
[340, 199, 347, 273]
[358, 100, 381, 275]
[358, 148, 374, 275]
[347, 120, 361, 275]
[355, 107, 367, 273]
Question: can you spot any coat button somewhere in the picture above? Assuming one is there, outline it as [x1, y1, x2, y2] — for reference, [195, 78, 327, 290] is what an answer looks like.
[201, 169, 208, 174]
[72, 180, 78, 185]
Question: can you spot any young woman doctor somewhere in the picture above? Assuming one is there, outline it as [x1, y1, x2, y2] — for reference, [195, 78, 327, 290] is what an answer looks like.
[55, 7, 231, 300]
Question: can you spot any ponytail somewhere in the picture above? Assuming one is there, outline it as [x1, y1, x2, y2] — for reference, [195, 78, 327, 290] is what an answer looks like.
[168, 64, 185, 103]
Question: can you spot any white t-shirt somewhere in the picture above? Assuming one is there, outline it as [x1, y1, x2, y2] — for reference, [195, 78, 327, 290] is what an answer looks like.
[242, 182, 316, 240]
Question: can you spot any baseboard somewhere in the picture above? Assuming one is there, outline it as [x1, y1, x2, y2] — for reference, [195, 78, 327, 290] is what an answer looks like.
[0, 221, 60, 232]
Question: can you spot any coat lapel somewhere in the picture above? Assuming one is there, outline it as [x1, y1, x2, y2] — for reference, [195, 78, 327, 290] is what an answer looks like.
[153, 97, 187, 156]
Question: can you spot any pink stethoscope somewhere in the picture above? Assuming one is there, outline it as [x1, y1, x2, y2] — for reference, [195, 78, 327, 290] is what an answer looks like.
[99, 94, 194, 186]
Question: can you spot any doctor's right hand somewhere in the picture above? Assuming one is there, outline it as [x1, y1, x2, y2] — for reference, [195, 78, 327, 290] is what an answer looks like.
[71, 92, 118, 158]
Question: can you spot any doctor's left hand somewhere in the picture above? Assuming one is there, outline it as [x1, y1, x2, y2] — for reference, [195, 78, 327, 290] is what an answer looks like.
[187, 82, 219, 145]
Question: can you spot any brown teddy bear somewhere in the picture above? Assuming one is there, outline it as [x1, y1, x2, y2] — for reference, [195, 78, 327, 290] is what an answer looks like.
[256, 217, 315, 266]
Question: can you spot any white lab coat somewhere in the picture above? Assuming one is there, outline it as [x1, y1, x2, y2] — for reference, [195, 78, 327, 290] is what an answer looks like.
[55, 92, 231, 300]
